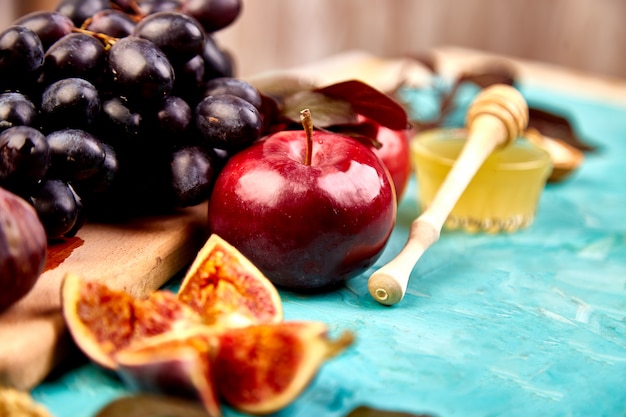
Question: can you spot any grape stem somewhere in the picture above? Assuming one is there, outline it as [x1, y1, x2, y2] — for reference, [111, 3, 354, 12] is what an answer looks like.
[127, 1, 148, 19]
[72, 27, 118, 50]
[103, 0, 147, 20]
[300, 109, 313, 166]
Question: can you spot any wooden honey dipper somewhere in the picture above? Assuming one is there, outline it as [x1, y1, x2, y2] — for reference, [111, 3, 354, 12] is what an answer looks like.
[368, 84, 529, 306]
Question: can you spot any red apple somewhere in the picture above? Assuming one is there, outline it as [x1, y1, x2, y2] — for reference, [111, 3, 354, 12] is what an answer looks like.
[358, 115, 412, 201]
[208, 110, 397, 291]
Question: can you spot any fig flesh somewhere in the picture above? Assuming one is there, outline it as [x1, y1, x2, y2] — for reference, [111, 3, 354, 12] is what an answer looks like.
[116, 322, 354, 417]
[0, 186, 47, 311]
[62, 234, 353, 416]
[61, 273, 202, 369]
[177, 234, 283, 328]
[214, 322, 354, 415]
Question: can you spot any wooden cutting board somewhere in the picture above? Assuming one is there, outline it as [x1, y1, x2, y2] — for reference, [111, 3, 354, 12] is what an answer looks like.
[0, 203, 209, 390]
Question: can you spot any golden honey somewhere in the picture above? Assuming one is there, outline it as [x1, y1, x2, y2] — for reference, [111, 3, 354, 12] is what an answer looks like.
[411, 128, 553, 233]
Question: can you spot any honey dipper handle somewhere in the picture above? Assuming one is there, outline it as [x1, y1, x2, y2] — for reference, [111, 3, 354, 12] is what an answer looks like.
[368, 85, 528, 306]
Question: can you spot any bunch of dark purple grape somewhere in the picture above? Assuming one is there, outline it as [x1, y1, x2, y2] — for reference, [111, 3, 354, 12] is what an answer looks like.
[0, 0, 264, 240]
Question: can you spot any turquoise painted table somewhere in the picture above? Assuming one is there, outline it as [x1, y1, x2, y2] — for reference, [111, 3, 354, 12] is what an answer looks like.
[32, 78, 626, 416]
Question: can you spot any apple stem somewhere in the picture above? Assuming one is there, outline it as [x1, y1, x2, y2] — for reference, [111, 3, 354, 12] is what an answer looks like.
[300, 109, 314, 166]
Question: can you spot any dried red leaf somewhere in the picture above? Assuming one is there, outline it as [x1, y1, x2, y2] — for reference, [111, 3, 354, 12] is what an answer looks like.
[281, 90, 357, 128]
[458, 61, 517, 88]
[315, 80, 408, 130]
[528, 107, 596, 151]
[402, 59, 594, 154]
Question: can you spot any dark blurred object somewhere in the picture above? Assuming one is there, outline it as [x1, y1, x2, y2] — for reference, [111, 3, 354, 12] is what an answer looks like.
[346, 405, 437, 417]
[397, 54, 596, 154]
[95, 394, 210, 417]
[399, 55, 517, 131]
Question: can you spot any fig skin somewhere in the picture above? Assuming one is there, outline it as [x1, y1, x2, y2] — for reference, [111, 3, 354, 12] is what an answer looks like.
[62, 235, 283, 371]
[0, 186, 47, 311]
[115, 322, 354, 417]
[62, 235, 353, 416]
[114, 328, 222, 417]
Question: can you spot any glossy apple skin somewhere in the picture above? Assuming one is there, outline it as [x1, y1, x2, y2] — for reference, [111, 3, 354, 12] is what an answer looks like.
[208, 130, 397, 291]
[357, 115, 412, 201]
[373, 124, 412, 201]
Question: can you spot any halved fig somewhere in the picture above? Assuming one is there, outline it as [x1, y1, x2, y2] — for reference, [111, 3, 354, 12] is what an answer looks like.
[114, 327, 222, 417]
[177, 234, 283, 328]
[61, 273, 202, 369]
[213, 321, 354, 415]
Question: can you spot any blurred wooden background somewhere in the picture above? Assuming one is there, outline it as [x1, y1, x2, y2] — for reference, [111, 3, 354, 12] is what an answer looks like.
[3, 0, 625, 79]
